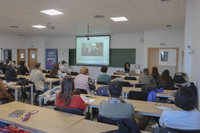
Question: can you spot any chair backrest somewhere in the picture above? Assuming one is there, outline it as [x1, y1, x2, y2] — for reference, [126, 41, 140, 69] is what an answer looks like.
[42, 70, 48, 73]
[169, 128, 200, 133]
[71, 72, 79, 76]
[98, 86, 109, 97]
[135, 84, 146, 88]
[97, 115, 122, 125]
[0, 77, 6, 80]
[76, 89, 88, 94]
[54, 106, 84, 116]
[159, 85, 177, 90]
[45, 75, 51, 78]
[128, 91, 148, 101]
[111, 76, 121, 79]
[121, 81, 131, 87]
[124, 76, 137, 80]
[97, 81, 107, 85]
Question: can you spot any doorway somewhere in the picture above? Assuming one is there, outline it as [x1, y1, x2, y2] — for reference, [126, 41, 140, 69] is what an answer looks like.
[17, 49, 26, 66]
[148, 48, 179, 77]
[28, 49, 37, 68]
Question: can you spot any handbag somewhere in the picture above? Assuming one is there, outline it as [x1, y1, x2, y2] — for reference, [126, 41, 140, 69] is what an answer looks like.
[141, 84, 157, 92]
[88, 78, 95, 90]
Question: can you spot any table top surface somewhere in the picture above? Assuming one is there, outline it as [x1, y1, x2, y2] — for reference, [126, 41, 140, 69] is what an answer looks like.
[84, 94, 177, 117]
[0, 102, 84, 133]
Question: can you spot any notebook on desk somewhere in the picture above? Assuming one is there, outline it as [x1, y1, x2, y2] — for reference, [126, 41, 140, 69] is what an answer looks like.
[8, 110, 25, 117]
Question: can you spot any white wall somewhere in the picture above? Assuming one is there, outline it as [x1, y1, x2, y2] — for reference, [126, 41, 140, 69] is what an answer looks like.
[143, 30, 183, 73]
[11, 49, 17, 63]
[45, 33, 144, 79]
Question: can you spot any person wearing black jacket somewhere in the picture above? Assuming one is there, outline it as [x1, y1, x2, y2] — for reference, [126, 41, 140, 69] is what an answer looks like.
[0, 60, 6, 74]
[5, 63, 17, 82]
[124, 62, 130, 73]
[18, 61, 29, 75]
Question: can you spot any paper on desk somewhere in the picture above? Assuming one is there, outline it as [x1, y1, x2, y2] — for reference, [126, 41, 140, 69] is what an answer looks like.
[7, 83, 16, 86]
[156, 106, 174, 111]
[81, 95, 95, 103]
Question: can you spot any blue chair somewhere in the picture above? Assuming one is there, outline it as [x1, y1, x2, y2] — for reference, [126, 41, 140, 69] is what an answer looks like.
[54, 106, 84, 116]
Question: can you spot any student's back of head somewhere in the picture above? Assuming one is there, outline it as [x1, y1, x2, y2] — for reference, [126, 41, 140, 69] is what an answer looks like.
[143, 68, 149, 75]
[50, 63, 59, 77]
[109, 81, 122, 98]
[101, 65, 108, 73]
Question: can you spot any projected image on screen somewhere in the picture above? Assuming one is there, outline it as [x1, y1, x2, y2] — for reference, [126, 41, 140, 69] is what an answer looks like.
[81, 42, 103, 56]
[76, 36, 110, 65]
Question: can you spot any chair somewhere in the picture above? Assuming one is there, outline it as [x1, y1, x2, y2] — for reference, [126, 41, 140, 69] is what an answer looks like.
[97, 115, 122, 125]
[54, 106, 84, 116]
[76, 89, 88, 94]
[154, 127, 200, 133]
[0, 77, 6, 80]
[97, 81, 107, 85]
[111, 76, 121, 79]
[135, 84, 146, 88]
[124, 76, 137, 80]
[71, 72, 79, 76]
[45, 75, 51, 78]
[159, 85, 177, 90]
[128, 91, 148, 101]
[98, 86, 109, 97]
[42, 70, 48, 73]
[121, 81, 131, 87]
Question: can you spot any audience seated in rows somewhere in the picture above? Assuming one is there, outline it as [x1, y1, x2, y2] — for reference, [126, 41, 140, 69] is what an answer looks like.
[5, 63, 17, 82]
[60, 60, 68, 73]
[50, 63, 65, 79]
[0, 79, 14, 103]
[159, 87, 200, 130]
[56, 76, 87, 111]
[138, 68, 156, 84]
[0, 60, 6, 74]
[74, 67, 94, 95]
[157, 69, 174, 86]
[18, 61, 29, 75]
[97, 66, 112, 85]
[5, 60, 10, 69]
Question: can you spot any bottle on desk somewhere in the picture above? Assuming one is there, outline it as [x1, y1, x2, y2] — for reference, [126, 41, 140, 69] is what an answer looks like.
[95, 78, 97, 85]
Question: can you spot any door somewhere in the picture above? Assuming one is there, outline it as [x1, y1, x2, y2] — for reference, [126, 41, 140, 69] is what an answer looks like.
[17, 49, 26, 66]
[148, 49, 159, 74]
[28, 49, 37, 68]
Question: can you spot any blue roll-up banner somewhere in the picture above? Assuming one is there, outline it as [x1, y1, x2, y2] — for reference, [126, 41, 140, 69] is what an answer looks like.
[46, 49, 57, 70]
[4, 49, 8, 62]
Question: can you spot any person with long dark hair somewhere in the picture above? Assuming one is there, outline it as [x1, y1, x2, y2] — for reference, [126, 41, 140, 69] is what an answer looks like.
[50, 63, 64, 79]
[18, 61, 29, 75]
[56, 76, 87, 110]
[151, 67, 159, 80]
[124, 62, 130, 73]
[157, 69, 174, 86]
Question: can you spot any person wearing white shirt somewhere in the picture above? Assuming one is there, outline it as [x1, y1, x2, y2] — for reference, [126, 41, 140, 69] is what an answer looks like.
[159, 87, 200, 130]
[60, 60, 68, 73]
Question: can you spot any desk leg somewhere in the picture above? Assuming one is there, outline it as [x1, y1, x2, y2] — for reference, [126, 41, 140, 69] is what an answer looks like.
[15, 89, 18, 102]
[39, 97, 43, 107]
[122, 92, 125, 99]
[125, 92, 128, 99]
[31, 85, 33, 105]
[50, 82, 52, 90]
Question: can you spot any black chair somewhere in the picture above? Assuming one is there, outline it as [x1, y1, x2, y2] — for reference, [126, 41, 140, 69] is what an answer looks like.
[135, 84, 146, 88]
[97, 81, 107, 85]
[97, 115, 122, 125]
[128, 91, 148, 101]
[159, 85, 177, 90]
[54, 106, 84, 116]
[121, 81, 131, 87]
[0, 77, 6, 80]
[154, 127, 200, 133]
[42, 70, 48, 73]
[71, 72, 79, 76]
[76, 89, 88, 94]
[45, 75, 51, 78]
[124, 76, 137, 80]
[111, 76, 121, 80]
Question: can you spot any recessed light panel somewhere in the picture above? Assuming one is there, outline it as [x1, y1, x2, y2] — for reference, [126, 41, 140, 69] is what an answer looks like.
[110, 17, 128, 22]
[31, 25, 46, 29]
[40, 9, 63, 16]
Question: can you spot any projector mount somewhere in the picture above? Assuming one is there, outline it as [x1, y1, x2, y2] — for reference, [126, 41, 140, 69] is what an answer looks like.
[86, 25, 90, 40]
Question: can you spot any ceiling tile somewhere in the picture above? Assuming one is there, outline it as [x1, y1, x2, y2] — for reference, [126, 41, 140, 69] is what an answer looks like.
[9, 0, 36, 6]
[0, 1, 21, 8]
[156, 2, 178, 9]
[130, 0, 154, 5]
[115, 6, 138, 13]
[87, 1, 112, 9]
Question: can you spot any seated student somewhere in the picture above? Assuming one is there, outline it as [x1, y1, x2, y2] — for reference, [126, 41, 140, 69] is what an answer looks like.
[124, 62, 130, 73]
[56, 76, 87, 111]
[5, 60, 10, 69]
[99, 81, 134, 119]
[0, 79, 15, 103]
[5, 63, 17, 82]
[173, 72, 197, 97]
[18, 61, 29, 75]
[74, 67, 94, 95]
[138, 68, 156, 84]
[97, 66, 112, 85]
[157, 69, 174, 86]
[0, 60, 6, 74]
[151, 67, 159, 81]
[50, 63, 65, 79]
[29, 63, 49, 93]
[60, 60, 68, 73]
[159, 87, 200, 130]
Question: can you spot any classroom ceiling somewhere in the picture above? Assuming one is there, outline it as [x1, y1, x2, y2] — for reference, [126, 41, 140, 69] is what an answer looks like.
[0, 0, 186, 36]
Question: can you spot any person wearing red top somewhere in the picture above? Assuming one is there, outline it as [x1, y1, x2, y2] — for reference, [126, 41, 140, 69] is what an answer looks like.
[56, 76, 87, 111]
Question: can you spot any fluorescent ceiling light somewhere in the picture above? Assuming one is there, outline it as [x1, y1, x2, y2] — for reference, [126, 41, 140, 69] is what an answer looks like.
[40, 9, 63, 16]
[31, 25, 46, 29]
[110, 17, 128, 22]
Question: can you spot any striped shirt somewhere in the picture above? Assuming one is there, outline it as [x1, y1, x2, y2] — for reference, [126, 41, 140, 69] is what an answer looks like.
[74, 74, 93, 95]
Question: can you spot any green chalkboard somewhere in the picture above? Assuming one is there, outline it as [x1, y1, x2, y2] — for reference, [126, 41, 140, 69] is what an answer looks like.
[69, 49, 136, 67]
